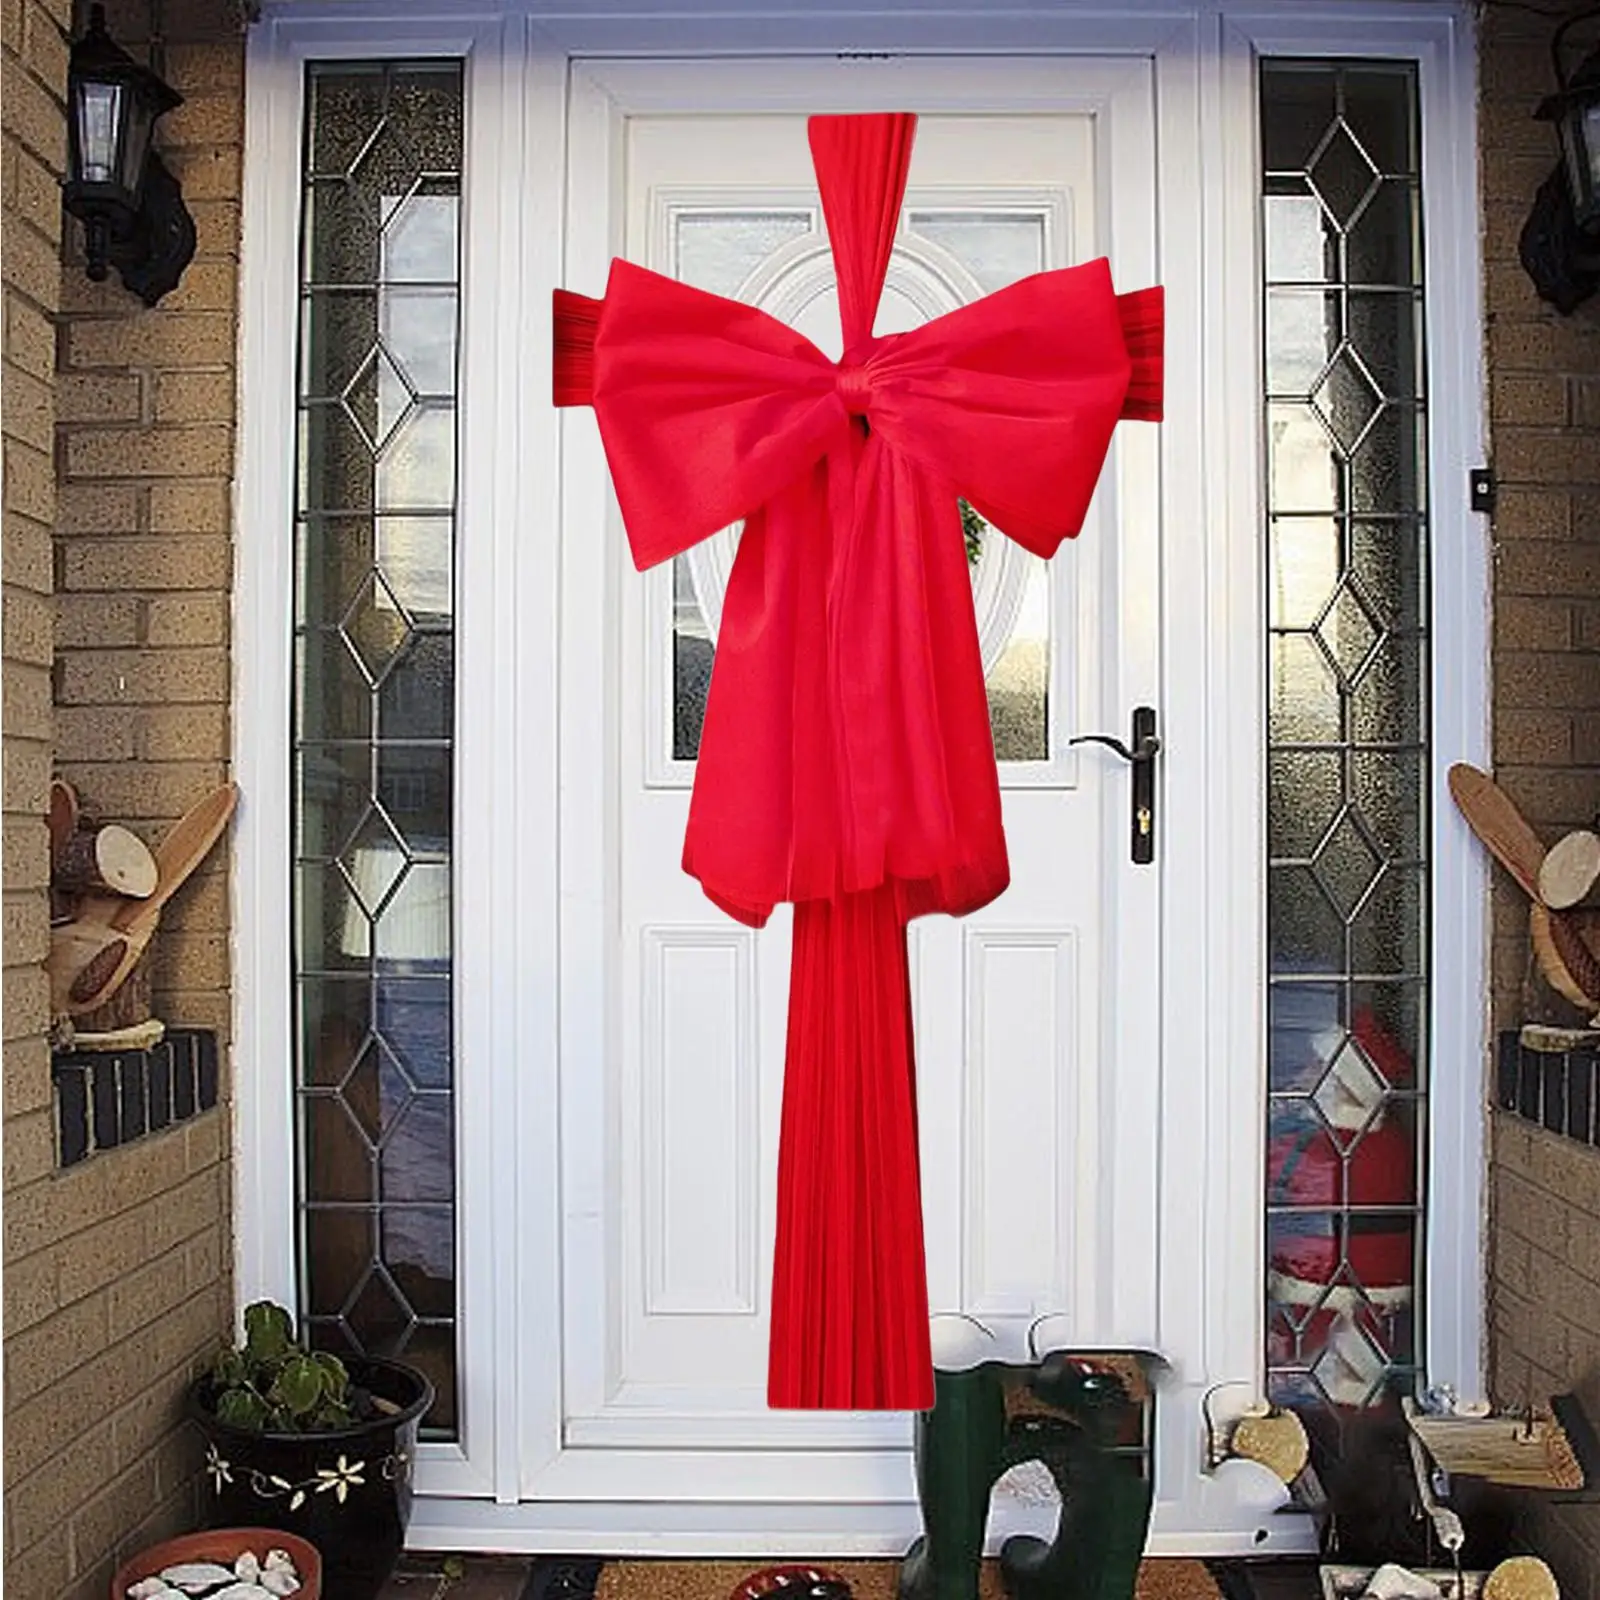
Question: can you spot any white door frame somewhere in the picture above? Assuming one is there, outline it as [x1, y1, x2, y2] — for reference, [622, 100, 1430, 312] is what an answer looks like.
[233, 0, 1486, 1554]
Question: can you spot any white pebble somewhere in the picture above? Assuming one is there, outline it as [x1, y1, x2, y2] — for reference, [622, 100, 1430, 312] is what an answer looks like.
[127, 1580, 172, 1600]
[262, 1551, 296, 1574]
[260, 1572, 301, 1596]
[161, 1564, 238, 1593]
[235, 1552, 261, 1582]
[205, 1585, 276, 1600]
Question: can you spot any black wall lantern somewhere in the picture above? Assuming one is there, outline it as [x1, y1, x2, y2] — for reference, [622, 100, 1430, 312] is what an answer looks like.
[1521, 8, 1600, 315]
[62, 4, 195, 307]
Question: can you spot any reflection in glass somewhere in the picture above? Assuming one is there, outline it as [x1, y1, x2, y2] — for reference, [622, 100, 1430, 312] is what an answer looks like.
[1261, 61, 1427, 1445]
[294, 61, 462, 1434]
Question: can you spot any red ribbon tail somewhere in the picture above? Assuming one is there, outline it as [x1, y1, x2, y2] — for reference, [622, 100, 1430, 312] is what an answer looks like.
[768, 885, 935, 1411]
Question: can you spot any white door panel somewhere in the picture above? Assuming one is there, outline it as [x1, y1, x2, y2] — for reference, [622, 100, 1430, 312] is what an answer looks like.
[556, 57, 1162, 1498]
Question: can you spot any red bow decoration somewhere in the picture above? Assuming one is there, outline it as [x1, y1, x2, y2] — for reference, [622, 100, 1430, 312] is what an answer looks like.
[555, 113, 1162, 1410]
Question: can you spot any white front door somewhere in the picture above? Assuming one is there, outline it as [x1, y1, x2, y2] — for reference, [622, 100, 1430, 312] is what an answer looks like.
[551, 56, 1167, 1530]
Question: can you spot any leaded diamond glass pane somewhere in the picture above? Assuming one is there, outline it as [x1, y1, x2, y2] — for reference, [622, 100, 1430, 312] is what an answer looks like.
[294, 60, 462, 1436]
[1262, 60, 1427, 1448]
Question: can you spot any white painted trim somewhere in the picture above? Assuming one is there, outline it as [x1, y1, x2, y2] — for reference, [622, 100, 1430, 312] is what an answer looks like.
[235, 0, 1487, 1552]
[1225, 0, 1490, 1406]
[235, 7, 528, 1500]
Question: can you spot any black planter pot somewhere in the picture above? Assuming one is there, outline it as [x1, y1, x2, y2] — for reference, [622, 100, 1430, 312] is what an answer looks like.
[188, 1355, 433, 1600]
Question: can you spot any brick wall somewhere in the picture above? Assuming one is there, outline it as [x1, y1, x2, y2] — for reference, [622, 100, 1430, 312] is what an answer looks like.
[1481, 3, 1600, 1593]
[2, 2, 245, 1595]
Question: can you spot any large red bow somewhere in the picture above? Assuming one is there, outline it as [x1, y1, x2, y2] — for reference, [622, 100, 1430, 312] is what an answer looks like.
[555, 113, 1161, 1410]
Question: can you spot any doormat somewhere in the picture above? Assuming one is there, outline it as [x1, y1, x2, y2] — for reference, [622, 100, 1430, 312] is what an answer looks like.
[591, 1559, 1224, 1600]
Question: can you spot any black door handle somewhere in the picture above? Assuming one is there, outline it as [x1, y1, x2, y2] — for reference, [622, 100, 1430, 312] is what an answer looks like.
[1069, 706, 1159, 865]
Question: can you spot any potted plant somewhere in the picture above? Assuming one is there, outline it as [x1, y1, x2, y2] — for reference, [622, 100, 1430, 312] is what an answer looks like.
[188, 1301, 433, 1600]
[111, 1528, 322, 1600]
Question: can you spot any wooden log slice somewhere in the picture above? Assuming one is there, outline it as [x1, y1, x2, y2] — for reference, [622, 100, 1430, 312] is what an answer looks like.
[54, 824, 158, 899]
[47, 778, 79, 868]
[1531, 902, 1600, 1012]
[1539, 827, 1600, 910]
[75, 946, 153, 1031]
[1448, 764, 1546, 897]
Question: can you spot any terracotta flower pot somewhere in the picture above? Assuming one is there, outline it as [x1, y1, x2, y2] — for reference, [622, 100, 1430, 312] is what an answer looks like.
[188, 1356, 432, 1600]
[110, 1527, 322, 1599]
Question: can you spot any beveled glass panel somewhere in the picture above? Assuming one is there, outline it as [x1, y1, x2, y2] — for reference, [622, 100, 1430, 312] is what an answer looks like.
[297, 60, 461, 1436]
[1262, 59, 1427, 1437]
[305, 1096, 377, 1203]
[305, 1207, 373, 1316]
[905, 211, 1046, 294]
[1262, 68, 1337, 172]
[1269, 634, 1342, 744]
[1265, 181, 1335, 283]
[1269, 749, 1341, 860]
[1269, 864, 1346, 974]
[382, 1095, 453, 1203]
[987, 553, 1049, 763]
[299, 976, 373, 1087]
[377, 404, 455, 511]
[674, 210, 812, 298]
[1268, 402, 1342, 512]
[383, 1210, 454, 1318]
[1269, 516, 1340, 630]
[1266, 290, 1337, 397]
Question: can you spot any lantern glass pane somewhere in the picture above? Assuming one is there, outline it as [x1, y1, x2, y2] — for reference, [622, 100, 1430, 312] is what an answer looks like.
[1581, 101, 1600, 211]
[117, 97, 154, 194]
[76, 80, 123, 184]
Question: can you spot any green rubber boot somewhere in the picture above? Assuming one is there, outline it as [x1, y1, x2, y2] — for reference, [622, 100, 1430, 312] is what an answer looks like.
[899, 1360, 1008, 1600]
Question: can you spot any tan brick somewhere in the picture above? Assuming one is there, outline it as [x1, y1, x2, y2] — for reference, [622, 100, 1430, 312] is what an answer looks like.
[0, 0, 20, 52]
[2, 1032, 51, 1116]
[3, 654, 50, 736]
[68, 1454, 159, 1584]
[145, 592, 228, 647]
[1497, 651, 1600, 711]
[1497, 765, 1600, 830]
[2, 956, 48, 1038]
[56, 482, 143, 536]
[56, 371, 146, 426]
[3, 580, 52, 664]
[149, 926, 230, 992]
[1499, 429, 1600, 488]
[57, 1206, 148, 1305]
[163, 93, 245, 152]
[3, 514, 52, 598]
[57, 648, 229, 707]
[1498, 539, 1600, 597]
[4, 735, 52, 813]
[67, 311, 237, 370]
[54, 703, 139, 763]
[55, 591, 140, 650]
[154, 256, 239, 316]
[59, 762, 229, 825]
[3, 803, 49, 887]
[108, 1245, 193, 1335]
[160, 143, 244, 204]
[153, 986, 231, 1038]
[3, 435, 54, 522]
[61, 535, 231, 593]
[5, 1128, 187, 1258]
[1575, 713, 1600, 767]
[163, 39, 245, 97]
[4, 1103, 55, 1188]
[4, 289, 55, 381]
[0, 52, 66, 171]
[3, 884, 52, 961]
[3, 358, 55, 452]
[147, 478, 232, 535]
[3, 1522, 70, 1600]
[141, 702, 228, 761]
[189, 198, 242, 259]
[8, 138, 64, 240]
[65, 423, 235, 480]
[1, 202, 64, 307]
[182, 1215, 226, 1293]
[20, 1, 68, 94]
[152, 367, 236, 426]
[4, 1287, 110, 1404]
[1498, 1163, 1571, 1252]
[7, 1422, 114, 1552]
[2, 1233, 57, 1333]
[161, 866, 229, 932]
